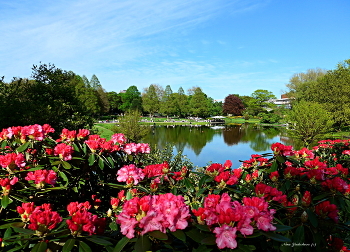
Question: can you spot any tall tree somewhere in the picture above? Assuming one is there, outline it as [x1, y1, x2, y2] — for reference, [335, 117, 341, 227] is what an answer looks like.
[107, 91, 123, 114]
[159, 85, 174, 116]
[120, 86, 142, 112]
[188, 87, 210, 117]
[142, 84, 160, 117]
[223, 95, 245, 116]
[286, 68, 327, 100]
[172, 87, 188, 117]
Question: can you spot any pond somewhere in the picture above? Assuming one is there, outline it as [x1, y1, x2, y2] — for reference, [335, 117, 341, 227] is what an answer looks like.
[142, 124, 300, 168]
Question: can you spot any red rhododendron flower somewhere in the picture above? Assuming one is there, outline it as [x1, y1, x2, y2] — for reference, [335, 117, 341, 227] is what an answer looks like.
[315, 201, 339, 222]
[271, 142, 293, 156]
[269, 171, 279, 182]
[17, 202, 35, 222]
[321, 177, 348, 194]
[0, 153, 26, 172]
[77, 129, 90, 140]
[54, 143, 73, 161]
[294, 147, 315, 160]
[0, 176, 18, 194]
[28, 204, 62, 236]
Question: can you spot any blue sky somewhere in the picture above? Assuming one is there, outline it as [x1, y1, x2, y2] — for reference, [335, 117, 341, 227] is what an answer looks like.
[1, 0, 349, 100]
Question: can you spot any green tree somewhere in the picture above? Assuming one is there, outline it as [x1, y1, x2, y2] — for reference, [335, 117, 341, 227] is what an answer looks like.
[142, 84, 161, 117]
[107, 91, 123, 114]
[285, 68, 327, 100]
[287, 100, 334, 146]
[159, 85, 174, 116]
[120, 86, 143, 112]
[188, 87, 210, 117]
[174, 87, 189, 117]
[247, 89, 276, 116]
[0, 63, 95, 131]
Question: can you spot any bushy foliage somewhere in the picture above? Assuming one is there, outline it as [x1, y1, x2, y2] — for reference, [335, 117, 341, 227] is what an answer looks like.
[0, 124, 350, 251]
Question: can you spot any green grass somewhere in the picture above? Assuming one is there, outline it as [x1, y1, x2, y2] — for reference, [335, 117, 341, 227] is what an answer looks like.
[93, 124, 115, 140]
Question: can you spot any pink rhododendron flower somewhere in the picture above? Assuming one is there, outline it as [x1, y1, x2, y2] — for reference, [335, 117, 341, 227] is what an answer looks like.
[111, 133, 127, 144]
[77, 129, 90, 139]
[117, 164, 145, 185]
[25, 170, 57, 188]
[116, 193, 190, 239]
[54, 143, 73, 161]
[213, 225, 237, 249]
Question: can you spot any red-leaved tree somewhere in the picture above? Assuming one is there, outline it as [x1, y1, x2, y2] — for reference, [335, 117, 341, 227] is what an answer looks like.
[223, 94, 245, 115]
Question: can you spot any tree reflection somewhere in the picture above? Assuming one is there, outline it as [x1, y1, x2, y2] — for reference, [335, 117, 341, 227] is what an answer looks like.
[143, 124, 290, 156]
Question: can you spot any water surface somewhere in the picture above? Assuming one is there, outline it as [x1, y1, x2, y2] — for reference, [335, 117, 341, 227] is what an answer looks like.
[143, 124, 296, 168]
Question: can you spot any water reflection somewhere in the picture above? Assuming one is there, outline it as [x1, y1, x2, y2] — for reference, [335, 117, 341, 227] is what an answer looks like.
[143, 124, 296, 168]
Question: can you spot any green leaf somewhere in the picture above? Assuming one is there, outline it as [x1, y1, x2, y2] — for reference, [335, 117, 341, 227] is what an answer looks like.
[293, 225, 305, 244]
[235, 244, 256, 252]
[113, 236, 130, 252]
[62, 238, 76, 252]
[198, 175, 210, 188]
[1, 195, 12, 208]
[148, 230, 168, 240]
[88, 154, 95, 166]
[312, 193, 330, 201]
[12, 227, 35, 235]
[306, 209, 318, 228]
[126, 190, 133, 200]
[0, 222, 24, 229]
[59, 171, 69, 182]
[195, 224, 210, 232]
[262, 232, 291, 242]
[79, 241, 92, 252]
[98, 157, 104, 170]
[201, 235, 216, 245]
[266, 161, 277, 173]
[107, 157, 115, 168]
[183, 178, 195, 192]
[185, 228, 203, 243]
[276, 155, 286, 163]
[274, 224, 293, 232]
[62, 161, 72, 169]
[134, 235, 152, 252]
[109, 221, 118, 231]
[86, 237, 113, 246]
[31, 242, 48, 252]
[191, 244, 213, 252]
[171, 229, 186, 242]
[16, 141, 30, 152]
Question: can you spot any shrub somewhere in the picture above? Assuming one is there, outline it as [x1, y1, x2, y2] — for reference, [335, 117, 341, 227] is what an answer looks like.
[0, 124, 349, 251]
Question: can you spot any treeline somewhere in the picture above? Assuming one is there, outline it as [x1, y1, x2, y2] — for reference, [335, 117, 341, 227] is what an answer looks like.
[285, 58, 350, 144]
[0, 63, 109, 132]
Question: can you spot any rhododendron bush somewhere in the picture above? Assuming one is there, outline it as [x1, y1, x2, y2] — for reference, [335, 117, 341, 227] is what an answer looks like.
[0, 125, 350, 251]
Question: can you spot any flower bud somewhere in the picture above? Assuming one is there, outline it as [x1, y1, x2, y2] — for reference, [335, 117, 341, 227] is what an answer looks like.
[301, 211, 308, 222]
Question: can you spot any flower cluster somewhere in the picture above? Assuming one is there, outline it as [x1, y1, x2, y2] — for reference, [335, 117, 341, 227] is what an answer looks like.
[242, 154, 269, 169]
[0, 153, 26, 173]
[54, 143, 74, 161]
[58, 128, 90, 142]
[0, 124, 54, 142]
[0, 176, 18, 195]
[193, 193, 276, 249]
[66, 201, 106, 236]
[271, 142, 294, 156]
[117, 164, 145, 186]
[116, 193, 190, 239]
[25, 169, 57, 189]
[25, 203, 62, 236]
